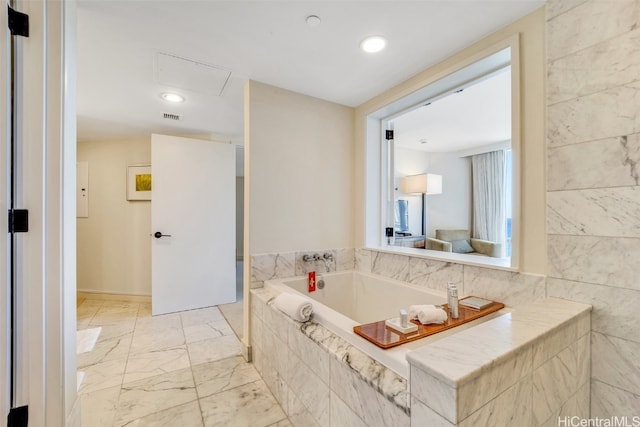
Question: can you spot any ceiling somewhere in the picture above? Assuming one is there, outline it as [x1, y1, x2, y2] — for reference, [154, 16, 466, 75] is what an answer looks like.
[393, 67, 511, 153]
[76, 1, 544, 143]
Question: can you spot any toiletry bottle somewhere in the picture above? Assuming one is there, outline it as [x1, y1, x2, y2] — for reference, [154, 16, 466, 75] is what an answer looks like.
[447, 282, 454, 309]
[448, 284, 459, 319]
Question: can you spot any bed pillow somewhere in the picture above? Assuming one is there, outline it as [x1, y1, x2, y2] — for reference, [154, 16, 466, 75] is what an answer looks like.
[451, 239, 474, 254]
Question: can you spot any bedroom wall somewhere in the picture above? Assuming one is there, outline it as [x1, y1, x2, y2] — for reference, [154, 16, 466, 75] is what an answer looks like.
[77, 137, 152, 295]
[395, 148, 471, 238]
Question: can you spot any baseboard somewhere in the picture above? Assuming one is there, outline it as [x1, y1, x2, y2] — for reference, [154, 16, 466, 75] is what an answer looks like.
[77, 290, 151, 303]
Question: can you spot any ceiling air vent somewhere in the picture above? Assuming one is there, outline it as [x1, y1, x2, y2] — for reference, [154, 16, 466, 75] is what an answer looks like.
[162, 112, 182, 121]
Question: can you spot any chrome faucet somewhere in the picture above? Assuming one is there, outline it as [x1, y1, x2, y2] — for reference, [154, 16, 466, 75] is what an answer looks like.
[322, 253, 334, 272]
[303, 253, 321, 262]
[302, 253, 333, 272]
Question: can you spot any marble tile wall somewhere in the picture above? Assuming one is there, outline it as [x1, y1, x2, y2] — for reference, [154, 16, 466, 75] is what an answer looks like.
[356, 248, 546, 308]
[251, 248, 355, 288]
[409, 301, 591, 426]
[251, 287, 410, 427]
[546, 0, 640, 418]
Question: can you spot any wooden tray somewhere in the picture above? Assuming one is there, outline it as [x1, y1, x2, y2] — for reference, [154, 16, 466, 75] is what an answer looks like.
[353, 297, 505, 349]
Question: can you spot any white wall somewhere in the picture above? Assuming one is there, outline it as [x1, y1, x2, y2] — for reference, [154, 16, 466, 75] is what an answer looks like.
[77, 138, 152, 295]
[246, 81, 355, 254]
[395, 148, 472, 238]
[425, 152, 472, 237]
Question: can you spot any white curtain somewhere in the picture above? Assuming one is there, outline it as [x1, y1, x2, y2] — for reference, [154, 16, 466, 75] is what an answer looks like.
[471, 150, 506, 254]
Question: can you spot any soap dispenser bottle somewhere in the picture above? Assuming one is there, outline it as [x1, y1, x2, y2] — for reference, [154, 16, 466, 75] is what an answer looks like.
[448, 283, 459, 319]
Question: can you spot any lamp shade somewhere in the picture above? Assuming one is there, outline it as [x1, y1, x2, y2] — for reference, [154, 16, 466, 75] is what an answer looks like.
[401, 173, 442, 195]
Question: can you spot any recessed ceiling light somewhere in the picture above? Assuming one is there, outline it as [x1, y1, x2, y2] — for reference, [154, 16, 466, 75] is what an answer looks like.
[360, 36, 387, 53]
[160, 92, 185, 103]
[306, 15, 321, 27]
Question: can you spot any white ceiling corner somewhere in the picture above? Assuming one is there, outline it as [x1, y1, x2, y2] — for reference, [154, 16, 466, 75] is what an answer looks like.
[76, 1, 545, 143]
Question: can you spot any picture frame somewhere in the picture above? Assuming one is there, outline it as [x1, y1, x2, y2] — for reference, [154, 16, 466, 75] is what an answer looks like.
[127, 164, 152, 201]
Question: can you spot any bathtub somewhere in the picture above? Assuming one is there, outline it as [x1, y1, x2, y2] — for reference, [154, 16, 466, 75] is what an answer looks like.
[264, 270, 507, 379]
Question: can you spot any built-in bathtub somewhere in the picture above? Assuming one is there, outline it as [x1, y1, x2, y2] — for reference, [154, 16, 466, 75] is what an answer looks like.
[264, 270, 507, 378]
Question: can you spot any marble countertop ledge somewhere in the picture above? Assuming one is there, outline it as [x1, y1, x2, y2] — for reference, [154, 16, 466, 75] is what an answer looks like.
[406, 297, 592, 387]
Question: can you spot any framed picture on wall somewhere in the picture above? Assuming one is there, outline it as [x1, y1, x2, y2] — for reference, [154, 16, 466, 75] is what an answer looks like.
[127, 164, 152, 201]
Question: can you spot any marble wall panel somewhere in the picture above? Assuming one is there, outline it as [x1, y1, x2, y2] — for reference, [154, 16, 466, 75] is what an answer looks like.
[330, 393, 368, 427]
[457, 346, 533, 421]
[591, 332, 640, 397]
[287, 322, 330, 384]
[546, 0, 588, 20]
[251, 252, 296, 284]
[591, 380, 640, 418]
[410, 397, 455, 427]
[547, 134, 640, 191]
[547, 187, 640, 237]
[371, 251, 410, 282]
[287, 393, 321, 427]
[335, 248, 355, 271]
[575, 382, 591, 419]
[287, 351, 330, 426]
[546, 0, 638, 61]
[547, 82, 640, 148]
[539, 396, 578, 427]
[410, 366, 457, 423]
[532, 321, 577, 369]
[354, 248, 372, 273]
[547, 235, 640, 291]
[576, 334, 591, 388]
[458, 376, 533, 427]
[330, 358, 410, 427]
[463, 266, 546, 308]
[548, 28, 640, 105]
[407, 258, 463, 292]
[547, 278, 640, 344]
[532, 346, 577, 425]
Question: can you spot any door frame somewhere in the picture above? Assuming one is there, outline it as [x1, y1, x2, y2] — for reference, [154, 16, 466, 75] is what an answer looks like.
[1, 1, 78, 424]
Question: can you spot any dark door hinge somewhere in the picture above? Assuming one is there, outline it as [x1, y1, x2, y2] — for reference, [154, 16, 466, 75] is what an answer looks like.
[385, 130, 394, 140]
[8, 6, 29, 37]
[7, 405, 28, 427]
[8, 209, 29, 233]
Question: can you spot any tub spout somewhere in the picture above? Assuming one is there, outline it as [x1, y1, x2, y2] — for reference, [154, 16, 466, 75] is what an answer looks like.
[322, 253, 334, 272]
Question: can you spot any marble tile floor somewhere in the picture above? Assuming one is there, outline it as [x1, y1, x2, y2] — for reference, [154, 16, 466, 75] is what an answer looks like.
[77, 295, 289, 427]
[218, 260, 244, 339]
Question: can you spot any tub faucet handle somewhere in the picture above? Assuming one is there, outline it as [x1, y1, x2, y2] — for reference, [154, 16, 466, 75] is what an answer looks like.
[323, 253, 334, 261]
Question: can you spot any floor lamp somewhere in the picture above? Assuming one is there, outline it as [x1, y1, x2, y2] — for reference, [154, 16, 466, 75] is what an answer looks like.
[401, 174, 443, 236]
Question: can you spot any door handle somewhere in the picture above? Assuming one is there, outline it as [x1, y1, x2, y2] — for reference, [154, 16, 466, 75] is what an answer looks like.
[153, 231, 172, 239]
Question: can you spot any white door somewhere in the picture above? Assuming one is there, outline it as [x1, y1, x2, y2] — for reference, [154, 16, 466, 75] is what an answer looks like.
[151, 134, 236, 315]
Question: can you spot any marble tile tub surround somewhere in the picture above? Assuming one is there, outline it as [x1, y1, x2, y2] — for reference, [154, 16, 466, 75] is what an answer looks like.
[251, 248, 355, 288]
[251, 287, 410, 427]
[356, 248, 546, 308]
[409, 298, 591, 426]
[253, 247, 545, 309]
[547, 0, 640, 418]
